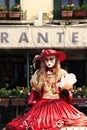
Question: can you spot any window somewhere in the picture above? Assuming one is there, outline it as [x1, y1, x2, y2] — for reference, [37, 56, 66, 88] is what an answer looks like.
[54, 0, 86, 20]
[10, 0, 15, 8]
[73, 0, 79, 6]
[62, 0, 68, 5]
[62, 0, 82, 6]
[0, 0, 20, 10]
[0, 0, 5, 6]
[10, 0, 20, 9]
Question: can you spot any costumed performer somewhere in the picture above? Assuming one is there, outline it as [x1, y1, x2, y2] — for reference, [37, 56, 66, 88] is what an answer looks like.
[6, 49, 87, 130]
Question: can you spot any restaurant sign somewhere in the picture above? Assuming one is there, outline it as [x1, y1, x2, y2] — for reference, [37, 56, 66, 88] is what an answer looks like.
[0, 25, 87, 48]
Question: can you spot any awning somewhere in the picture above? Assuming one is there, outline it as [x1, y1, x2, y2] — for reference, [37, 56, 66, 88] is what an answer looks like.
[0, 24, 87, 49]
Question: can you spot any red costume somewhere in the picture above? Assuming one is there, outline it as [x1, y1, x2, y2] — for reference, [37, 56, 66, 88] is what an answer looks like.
[6, 49, 87, 130]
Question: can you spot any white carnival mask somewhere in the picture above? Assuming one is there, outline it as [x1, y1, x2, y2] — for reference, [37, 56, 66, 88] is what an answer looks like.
[44, 56, 56, 68]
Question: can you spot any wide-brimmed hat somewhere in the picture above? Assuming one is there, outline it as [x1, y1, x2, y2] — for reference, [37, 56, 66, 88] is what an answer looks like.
[33, 49, 66, 62]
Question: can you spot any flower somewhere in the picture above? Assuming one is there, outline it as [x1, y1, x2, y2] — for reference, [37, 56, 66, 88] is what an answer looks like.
[72, 85, 87, 98]
[62, 4, 75, 11]
[0, 86, 29, 98]
[20, 86, 25, 94]
[10, 3, 22, 12]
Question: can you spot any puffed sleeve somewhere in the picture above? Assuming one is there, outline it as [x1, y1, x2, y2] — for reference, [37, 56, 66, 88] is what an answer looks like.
[59, 73, 77, 90]
[30, 70, 39, 90]
[30, 70, 38, 84]
[30, 69, 43, 91]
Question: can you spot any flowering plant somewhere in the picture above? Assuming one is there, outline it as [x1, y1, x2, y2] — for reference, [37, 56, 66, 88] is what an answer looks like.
[0, 86, 30, 98]
[10, 3, 22, 12]
[72, 85, 87, 98]
[74, 5, 87, 11]
[62, 4, 75, 11]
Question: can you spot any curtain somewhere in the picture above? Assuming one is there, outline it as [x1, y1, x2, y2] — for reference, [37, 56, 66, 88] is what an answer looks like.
[53, 0, 61, 20]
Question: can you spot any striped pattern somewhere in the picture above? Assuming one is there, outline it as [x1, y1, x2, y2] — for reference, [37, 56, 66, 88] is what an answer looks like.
[61, 127, 87, 130]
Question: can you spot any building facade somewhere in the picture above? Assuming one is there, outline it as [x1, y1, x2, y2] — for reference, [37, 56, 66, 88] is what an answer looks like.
[0, 0, 87, 89]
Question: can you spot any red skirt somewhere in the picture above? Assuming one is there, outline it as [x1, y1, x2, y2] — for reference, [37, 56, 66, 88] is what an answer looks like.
[6, 98, 87, 130]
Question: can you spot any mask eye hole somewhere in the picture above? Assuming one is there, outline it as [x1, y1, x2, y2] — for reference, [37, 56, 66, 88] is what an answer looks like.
[50, 58, 54, 61]
[45, 56, 56, 62]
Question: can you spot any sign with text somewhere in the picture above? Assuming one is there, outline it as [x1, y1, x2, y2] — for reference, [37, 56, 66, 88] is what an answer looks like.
[0, 25, 87, 48]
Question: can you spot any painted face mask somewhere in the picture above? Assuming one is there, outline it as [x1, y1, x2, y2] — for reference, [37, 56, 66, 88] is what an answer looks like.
[44, 56, 56, 68]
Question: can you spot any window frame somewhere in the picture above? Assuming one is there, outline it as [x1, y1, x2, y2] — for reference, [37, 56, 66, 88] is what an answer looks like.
[0, 0, 20, 11]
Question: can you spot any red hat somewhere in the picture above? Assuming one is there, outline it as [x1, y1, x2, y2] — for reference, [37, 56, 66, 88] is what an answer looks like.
[33, 49, 66, 62]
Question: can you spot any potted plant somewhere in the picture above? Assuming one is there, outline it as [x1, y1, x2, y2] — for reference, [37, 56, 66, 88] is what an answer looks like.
[74, 5, 87, 17]
[62, 4, 75, 17]
[0, 86, 29, 105]
[72, 85, 87, 104]
[0, 5, 7, 18]
[9, 3, 22, 18]
[0, 88, 10, 105]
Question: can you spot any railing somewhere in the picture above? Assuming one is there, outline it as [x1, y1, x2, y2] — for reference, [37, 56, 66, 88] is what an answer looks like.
[0, 11, 27, 20]
[53, 10, 87, 20]
[0, 97, 87, 124]
[73, 97, 87, 105]
[0, 97, 27, 123]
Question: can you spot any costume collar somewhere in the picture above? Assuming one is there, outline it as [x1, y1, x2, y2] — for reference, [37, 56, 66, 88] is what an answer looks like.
[46, 67, 55, 72]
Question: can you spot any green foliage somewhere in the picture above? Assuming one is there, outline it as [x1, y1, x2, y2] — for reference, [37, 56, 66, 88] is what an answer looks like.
[62, 4, 75, 11]
[0, 5, 7, 11]
[81, 5, 87, 10]
[74, 6, 81, 11]
[74, 5, 87, 11]
[72, 85, 87, 98]
[0, 88, 11, 98]
[10, 3, 22, 12]
[0, 86, 30, 98]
